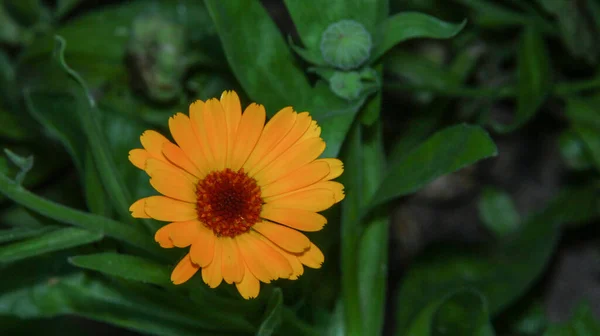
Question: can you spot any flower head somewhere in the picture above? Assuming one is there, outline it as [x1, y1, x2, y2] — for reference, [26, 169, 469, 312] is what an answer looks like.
[129, 91, 344, 299]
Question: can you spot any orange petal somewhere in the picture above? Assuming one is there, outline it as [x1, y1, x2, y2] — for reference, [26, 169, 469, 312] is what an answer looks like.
[144, 196, 197, 222]
[254, 137, 326, 185]
[149, 169, 197, 203]
[299, 119, 321, 141]
[235, 263, 260, 299]
[261, 161, 329, 198]
[154, 224, 175, 248]
[269, 181, 345, 204]
[261, 206, 327, 232]
[140, 130, 170, 161]
[318, 158, 344, 180]
[230, 103, 266, 171]
[261, 236, 304, 280]
[252, 221, 310, 253]
[167, 220, 201, 248]
[169, 113, 211, 174]
[266, 189, 336, 212]
[189, 224, 215, 267]
[243, 107, 296, 173]
[247, 112, 311, 176]
[201, 237, 223, 288]
[220, 91, 242, 168]
[235, 233, 273, 283]
[128, 149, 150, 170]
[171, 253, 199, 284]
[189, 100, 216, 170]
[145, 158, 195, 181]
[221, 237, 244, 284]
[129, 198, 149, 218]
[296, 243, 324, 269]
[203, 99, 228, 170]
[162, 142, 204, 178]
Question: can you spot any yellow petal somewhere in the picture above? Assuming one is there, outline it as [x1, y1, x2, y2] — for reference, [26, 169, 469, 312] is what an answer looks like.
[169, 113, 211, 174]
[254, 137, 326, 185]
[203, 98, 228, 170]
[243, 107, 296, 173]
[189, 224, 215, 267]
[171, 253, 199, 284]
[230, 103, 266, 171]
[154, 224, 175, 248]
[235, 263, 260, 299]
[128, 149, 150, 170]
[299, 119, 321, 141]
[247, 112, 311, 176]
[220, 91, 242, 168]
[162, 141, 204, 178]
[149, 169, 198, 203]
[221, 236, 244, 284]
[260, 236, 304, 280]
[317, 158, 344, 180]
[260, 206, 327, 232]
[189, 100, 216, 170]
[261, 161, 330, 199]
[140, 130, 170, 161]
[252, 221, 310, 253]
[129, 198, 149, 218]
[145, 158, 195, 182]
[266, 189, 336, 212]
[235, 233, 273, 283]
[296, 243, 324, 269]
[167, 220, 201, 248]
[269, 181, 345, 203]
[144, 196, 197, 222]
[201, 237, 223, 288]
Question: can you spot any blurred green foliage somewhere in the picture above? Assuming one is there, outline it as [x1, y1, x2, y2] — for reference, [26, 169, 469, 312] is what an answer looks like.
[0, 0, 599, 335]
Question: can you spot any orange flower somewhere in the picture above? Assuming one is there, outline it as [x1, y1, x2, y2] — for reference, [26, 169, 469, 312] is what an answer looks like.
[128, 91, 344, 299]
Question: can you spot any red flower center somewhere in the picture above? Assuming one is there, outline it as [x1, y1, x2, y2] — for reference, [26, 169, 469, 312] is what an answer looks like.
[196, 169, 262, 237]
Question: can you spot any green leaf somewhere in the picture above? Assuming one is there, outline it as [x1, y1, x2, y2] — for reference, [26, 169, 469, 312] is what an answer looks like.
[0, 226, 55, 243]
[69, 253, 171, 286]
[0, 227, 102, 264]
[0, 172, 161, 256]
[494, 26, 551, 132]
[3, 148, 34, 185]
[566, 98, 600, 172]
[256, 288, 283, 336]
[369, 124, 497, 210]
[544, 302, 600, 336]
[431, 289, 495, 336]
[0, 272, 254, 335]
[371, 12, 466, 62]
[394, 186, 598, 335]
[478, 187, 520, 238]
[203, 0, 312, 114]
[559, 130, 595, 171]
[54, 0, 82, 19]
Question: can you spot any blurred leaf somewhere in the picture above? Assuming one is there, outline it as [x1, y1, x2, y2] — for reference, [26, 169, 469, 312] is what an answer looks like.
[204, 0, 312, 113]
[455, 0, 552, 32]
[4, 0, 46, 26]
[69, 252, 171, 286]
[54, 0, 82, 19]
[386, 50, 461, 92]
[510, 302, 548, 336]
[256, 288, 283, 336]
[478, 187, 520, 238]
[0, 172, 161, 256]
[0, 226, 55, 243]
[0, 272, 253, 335]
[431, 289, 495, 336]
[566, 98, 600, 172]
[494, 26, 551, 132]
[394, 186, 598, 335]
[0, 227, 102, 264]
[372, 13, 466, 62]
[370, 124, 497, 210]
[3, 148, 34, 185]
[544, 302, 600, 336]
[559, 130, 595, 170]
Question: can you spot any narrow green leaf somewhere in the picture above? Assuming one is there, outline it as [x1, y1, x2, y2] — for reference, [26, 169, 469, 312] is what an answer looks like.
[69, 252, 171, 286]
[494, 26, 551, 132]
[478, 187, 520, 237]
[3, 148, 34, 185]
[370, 124, 497, 210]
[257, 288, 284, 336]
[0, 227, 102, 263]
[544, 302, 600, 336]
[371, 12, 466, 62]
[0, 172, 161, 256]
[566, 98, 600, 172]
[394, 186, 598, 335]
[203, 0, 312, 113]
[0, 226, 55, 243]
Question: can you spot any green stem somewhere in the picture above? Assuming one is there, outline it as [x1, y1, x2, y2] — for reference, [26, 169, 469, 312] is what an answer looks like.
[0, 172, 162, 258]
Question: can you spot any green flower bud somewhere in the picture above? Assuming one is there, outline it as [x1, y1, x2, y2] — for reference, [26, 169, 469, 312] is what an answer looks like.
[128, 13, 187, 103]
[329, 67, 379, 101]
[320, 20, 372, 70]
